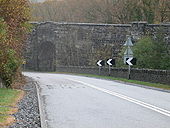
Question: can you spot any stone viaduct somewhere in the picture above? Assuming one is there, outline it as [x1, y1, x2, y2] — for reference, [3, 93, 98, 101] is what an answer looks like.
[25, 21, 170, 71]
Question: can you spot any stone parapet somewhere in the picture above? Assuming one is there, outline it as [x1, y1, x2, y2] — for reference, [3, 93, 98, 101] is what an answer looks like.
[56, 66, 170, 85]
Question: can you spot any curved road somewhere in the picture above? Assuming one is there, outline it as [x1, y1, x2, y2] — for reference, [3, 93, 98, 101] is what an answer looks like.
[24, 72, 170, 128]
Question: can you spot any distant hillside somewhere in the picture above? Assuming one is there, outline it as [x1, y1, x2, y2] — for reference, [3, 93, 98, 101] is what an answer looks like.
[30, 0, 170, 24]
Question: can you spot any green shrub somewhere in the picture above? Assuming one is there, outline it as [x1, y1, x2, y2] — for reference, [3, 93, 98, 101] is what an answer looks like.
[0, 49, 21, 87]
[117, 32, 170, 70]
[133, 35, 170, 70]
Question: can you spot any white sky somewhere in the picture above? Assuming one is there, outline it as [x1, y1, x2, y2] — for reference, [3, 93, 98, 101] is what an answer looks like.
[31, 0, 46, 3]
[37, 0, 46, 2]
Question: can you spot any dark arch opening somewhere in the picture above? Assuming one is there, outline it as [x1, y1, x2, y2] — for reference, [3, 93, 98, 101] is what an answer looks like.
[37, 41, 56, 71]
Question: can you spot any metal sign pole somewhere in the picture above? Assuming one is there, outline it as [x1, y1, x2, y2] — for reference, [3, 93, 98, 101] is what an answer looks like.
[24, 64, 26, 71]
[97, 60, 104, 75]
[128, 65, 131, 79]
[127, 46, 130, 79]
[99, 66, 101, 75]
[124, 37, 133, 80]
[109, 65, 111, 76]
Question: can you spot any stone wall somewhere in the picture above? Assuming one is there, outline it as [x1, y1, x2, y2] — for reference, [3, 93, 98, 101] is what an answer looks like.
[26, 22, 131, 71]
[25, 21, 170, 71]
[56, 66, 170, 85]
[25, 21, 170, 85]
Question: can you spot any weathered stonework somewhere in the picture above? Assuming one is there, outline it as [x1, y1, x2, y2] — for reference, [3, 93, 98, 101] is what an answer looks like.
[25, 21, 170, 71]
[55, 66, 170, 85]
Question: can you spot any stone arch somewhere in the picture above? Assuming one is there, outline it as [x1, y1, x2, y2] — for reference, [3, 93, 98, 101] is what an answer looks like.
[37, 41, 56, 71]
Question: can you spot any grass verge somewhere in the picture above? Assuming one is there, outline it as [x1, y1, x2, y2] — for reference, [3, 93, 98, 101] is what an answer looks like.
[0, 88, 24, 126]
[0, 107, 18, 115]
[54, 72, 170, 90]
[0, 88, 24, 106]
[0, 115, 15, 127]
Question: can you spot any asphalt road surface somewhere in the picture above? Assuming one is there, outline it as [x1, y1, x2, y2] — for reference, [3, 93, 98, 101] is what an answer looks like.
[24, 72, 170, 128]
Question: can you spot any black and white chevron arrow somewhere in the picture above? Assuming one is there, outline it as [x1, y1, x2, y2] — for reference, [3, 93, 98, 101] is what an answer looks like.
[126, 58, 137, 66]
[97, 60, 105, 67]
[107, 59, 115, 66]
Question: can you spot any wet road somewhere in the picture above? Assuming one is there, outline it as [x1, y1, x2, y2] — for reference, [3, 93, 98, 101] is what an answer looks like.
[24, 72, 170, 128]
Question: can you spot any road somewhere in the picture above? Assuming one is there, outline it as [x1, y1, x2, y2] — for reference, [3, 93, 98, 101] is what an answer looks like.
[24, 72, 170, 128]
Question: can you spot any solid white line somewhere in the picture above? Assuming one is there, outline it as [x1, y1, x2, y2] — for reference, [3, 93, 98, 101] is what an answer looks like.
[68, 79, 170, 117]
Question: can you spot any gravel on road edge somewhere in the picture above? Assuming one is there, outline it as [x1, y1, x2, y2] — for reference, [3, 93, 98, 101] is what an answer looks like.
[8, 77, 41, 128]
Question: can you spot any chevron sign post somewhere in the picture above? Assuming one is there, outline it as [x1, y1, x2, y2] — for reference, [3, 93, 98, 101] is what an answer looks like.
[107, 59, 115, 75]
[97, 60, 105, 75]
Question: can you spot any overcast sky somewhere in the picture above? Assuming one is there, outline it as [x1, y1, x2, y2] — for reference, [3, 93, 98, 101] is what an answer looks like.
[37, 0, 46, 2]
[31, 0, 63, 3]
[31, 0, 46, 3]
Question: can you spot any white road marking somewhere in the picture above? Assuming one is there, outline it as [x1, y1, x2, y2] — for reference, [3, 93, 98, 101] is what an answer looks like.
[68, 79, 170, 117]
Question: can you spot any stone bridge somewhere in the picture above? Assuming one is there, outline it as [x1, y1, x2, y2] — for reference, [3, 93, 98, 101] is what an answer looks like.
[25, 21, 170, 71]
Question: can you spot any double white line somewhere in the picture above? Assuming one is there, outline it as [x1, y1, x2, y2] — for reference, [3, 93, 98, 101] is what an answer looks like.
[69, 79, 170, 117]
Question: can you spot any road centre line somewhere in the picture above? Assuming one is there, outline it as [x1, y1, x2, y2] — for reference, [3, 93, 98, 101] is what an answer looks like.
[68, 79, 170, 117]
